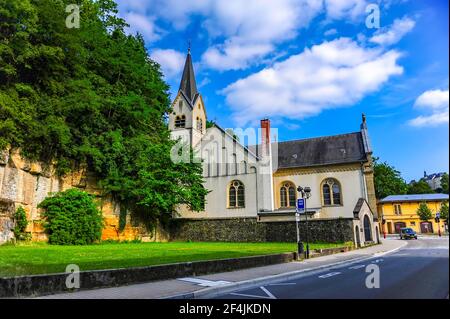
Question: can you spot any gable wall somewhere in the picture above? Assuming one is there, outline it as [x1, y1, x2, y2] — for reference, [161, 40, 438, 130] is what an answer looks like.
[273, 163, 366, 219]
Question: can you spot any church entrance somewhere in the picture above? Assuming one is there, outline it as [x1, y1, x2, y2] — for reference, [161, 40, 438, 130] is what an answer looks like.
[363, 215, 372, 242]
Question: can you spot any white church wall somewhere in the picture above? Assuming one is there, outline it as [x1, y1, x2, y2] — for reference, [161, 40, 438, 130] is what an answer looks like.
[273, 167, 365, 219]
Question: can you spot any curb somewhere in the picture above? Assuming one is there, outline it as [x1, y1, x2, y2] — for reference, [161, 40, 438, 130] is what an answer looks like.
[163, 241, 407, 299]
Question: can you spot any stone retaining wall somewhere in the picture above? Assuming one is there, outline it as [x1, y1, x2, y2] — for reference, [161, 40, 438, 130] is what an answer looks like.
[0, 148, 166, 244]
[169, 217, 355, 243]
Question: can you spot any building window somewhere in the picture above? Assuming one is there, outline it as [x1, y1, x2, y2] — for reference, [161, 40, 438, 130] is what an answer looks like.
[229, 180, 245, 208]
[179, 101, 183, 113]
[196, 117, 203, 131]
[322, 178, 342, 206]
[394, 204, 402, 215]
[175, 115, 186, 128]
[280, 182, 296, 208]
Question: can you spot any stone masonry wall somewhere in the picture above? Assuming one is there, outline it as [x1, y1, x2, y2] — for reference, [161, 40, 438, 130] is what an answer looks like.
[0, 148, 167, 244]
[169, 217, 355, 243]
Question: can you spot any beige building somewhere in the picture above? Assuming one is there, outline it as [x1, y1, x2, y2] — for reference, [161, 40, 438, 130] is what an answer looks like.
[169, 50, 379, 246]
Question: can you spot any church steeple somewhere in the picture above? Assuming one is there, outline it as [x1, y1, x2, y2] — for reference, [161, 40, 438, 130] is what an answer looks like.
[179, 47, 198, 103]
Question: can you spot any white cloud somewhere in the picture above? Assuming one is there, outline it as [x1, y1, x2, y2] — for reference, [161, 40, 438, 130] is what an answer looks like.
[202, 42, 274, 71]
[408, 111, 449, 127]
[221, 38, 403, 125]
[370, 16, 416, 46]
[324, 28, 338, 36]
[122, 13, 161, 43]
[201, 0, 324, 70]
[414, 89, 449, 110]
[150, 49, 185, 80]
[324, 0, 368, 20]
[408, 89, 449, 127]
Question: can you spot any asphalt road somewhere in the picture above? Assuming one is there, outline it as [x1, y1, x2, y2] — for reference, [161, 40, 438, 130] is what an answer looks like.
[214, 237, 449, 299]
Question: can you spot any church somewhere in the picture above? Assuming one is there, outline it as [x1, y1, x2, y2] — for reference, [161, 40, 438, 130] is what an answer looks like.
[168, 50, 380, 247]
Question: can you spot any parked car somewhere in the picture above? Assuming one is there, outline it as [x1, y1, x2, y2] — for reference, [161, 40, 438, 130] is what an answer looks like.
[399, 227, 418, 240]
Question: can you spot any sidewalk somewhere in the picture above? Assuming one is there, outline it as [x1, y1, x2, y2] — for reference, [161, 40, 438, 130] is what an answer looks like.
[37, 239, 406, 299]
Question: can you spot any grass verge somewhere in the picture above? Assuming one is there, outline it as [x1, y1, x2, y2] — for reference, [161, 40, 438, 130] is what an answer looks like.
[0, 241, 352, 277]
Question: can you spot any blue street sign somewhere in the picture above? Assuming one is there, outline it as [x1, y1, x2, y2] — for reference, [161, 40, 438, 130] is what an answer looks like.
[297, 198, 305, 213]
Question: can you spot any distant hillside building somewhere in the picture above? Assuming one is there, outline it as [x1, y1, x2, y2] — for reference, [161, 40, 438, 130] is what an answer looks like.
[168, 49, 380, 246]
[423, 171, 447, 191]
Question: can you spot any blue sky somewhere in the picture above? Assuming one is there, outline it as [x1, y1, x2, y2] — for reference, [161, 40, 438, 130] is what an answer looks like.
[116, 0, 449, 182]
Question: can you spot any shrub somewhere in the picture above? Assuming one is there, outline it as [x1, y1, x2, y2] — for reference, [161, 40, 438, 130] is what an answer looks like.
[38, 189, 104, 245]
[417, 202, 433, 222]
[13, 206, 30, 241]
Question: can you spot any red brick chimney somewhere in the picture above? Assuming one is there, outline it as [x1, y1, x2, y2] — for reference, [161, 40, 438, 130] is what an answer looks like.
[261, 118, 270, 156]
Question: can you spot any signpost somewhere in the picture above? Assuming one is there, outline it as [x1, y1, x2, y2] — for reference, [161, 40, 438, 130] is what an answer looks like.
[297, 198, 305, 213]
[436, 212, 441, 237]
[295, 198, 304, 257]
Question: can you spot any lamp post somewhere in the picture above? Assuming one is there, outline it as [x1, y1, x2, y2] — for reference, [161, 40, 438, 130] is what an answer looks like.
[435, 213, 441, 237]
[297, 186, 312, 259]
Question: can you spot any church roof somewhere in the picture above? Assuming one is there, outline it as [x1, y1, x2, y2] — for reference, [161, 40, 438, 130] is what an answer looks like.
[179, 50, 198, 103]
[276, 132, 368, 169]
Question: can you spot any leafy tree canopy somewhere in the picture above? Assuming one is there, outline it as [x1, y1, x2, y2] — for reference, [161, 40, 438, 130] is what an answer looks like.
[440, 202, 449, 224]
[373, 157, 408, 199]
[417, 202, 433, 222]
[407, 179, 434, 195]
[0, 0, 208, 224]
[440, 173, 449, 194]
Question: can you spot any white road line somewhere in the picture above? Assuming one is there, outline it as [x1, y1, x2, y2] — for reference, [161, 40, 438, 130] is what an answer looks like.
[230, 292, 273, 299]
[230, 286, 276, 299]
[348, 265, 365, 269]
[260, 286, 277, 299]
[178, 277, 231, 287]
[318, 272, 341, 278]
[373, 259, 384, 263]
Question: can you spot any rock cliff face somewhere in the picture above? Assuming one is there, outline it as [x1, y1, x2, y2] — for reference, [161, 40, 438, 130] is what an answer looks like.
[0, 148, 168, 244]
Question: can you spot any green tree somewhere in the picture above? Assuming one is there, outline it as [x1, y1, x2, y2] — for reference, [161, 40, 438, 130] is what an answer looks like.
[0, 0, 208, 226]
[440, 173, 449, 194]
[417, 202, 433, 222]
[440, 202, 449, 225]
[407, 180, 434, 194]
[373, 157, 408, 199]
[13, 206, 30, 241]
[38, 189, 104, 245]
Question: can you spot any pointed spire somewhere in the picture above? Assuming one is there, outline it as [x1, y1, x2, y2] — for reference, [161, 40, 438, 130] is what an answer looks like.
[179, 45, 198, 103]
[360, 113, 368, 130]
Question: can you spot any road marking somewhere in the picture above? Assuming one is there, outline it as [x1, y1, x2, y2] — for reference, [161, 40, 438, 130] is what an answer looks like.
[267, 283, 296, 286]
[230, 286, 276, 299]
[318, 272, 341, 278]
[348, 265, 365, 269]
[372, 258, 384, 263]
[178, 277, 231, 287]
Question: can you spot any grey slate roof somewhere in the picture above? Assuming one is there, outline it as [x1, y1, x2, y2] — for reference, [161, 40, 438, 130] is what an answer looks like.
[276, 132, 368, 169]
[379, 194, 449, 203]
[179, 51, 198, 103]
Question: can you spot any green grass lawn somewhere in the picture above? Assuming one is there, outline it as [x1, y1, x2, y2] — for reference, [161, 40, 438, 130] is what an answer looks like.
[0, 241, 352, 277]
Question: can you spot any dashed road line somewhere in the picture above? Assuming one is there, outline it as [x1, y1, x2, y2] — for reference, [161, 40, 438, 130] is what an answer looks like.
[348, 265, 365, 269]
[318, 272, 341, 278]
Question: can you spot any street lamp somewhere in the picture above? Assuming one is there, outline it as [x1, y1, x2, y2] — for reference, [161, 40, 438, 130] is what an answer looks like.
[297, 186, 312, 259]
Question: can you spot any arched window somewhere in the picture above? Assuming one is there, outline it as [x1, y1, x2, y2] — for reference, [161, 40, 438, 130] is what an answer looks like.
[175, 115, 186, 128]
[229, 180, 245, 208]
[322, 178, 342, 206]
[196, 117, 203, 131]
[280, 182, 296, 208]
[178, 101, 183, 113]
